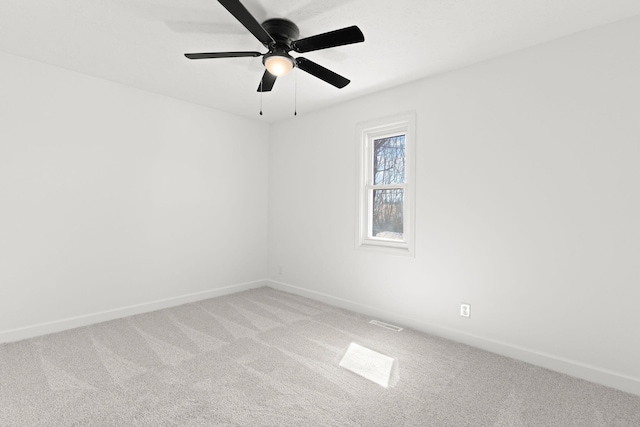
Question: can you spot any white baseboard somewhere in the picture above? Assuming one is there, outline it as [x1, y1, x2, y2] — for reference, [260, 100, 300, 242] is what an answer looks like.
[0, 279, 268, 344]
[267, 279, 640, 397]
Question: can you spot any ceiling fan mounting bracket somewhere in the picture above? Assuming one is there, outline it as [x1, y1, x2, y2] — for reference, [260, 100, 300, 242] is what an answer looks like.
[261, 18, 300, 47]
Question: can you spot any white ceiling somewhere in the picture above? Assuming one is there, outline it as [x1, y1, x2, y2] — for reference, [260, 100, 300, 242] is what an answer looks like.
[1, 0, 639, 122]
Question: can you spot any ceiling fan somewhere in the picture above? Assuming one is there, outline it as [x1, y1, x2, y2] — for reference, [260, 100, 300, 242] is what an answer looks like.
[184, 0, 365, 92]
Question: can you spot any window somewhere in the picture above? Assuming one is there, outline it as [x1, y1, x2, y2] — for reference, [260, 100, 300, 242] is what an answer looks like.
[357, 112, 416, 255]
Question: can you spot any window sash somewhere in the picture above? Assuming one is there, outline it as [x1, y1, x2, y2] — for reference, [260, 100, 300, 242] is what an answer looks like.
[367, 187, 405, 241]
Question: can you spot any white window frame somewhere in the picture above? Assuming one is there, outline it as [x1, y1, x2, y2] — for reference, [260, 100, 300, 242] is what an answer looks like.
[356, 112, 416, 256]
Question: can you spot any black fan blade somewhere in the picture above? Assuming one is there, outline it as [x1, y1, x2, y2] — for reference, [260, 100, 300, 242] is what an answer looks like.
[218, 0, 274, 46]
[185, 51, 262, 59]
[257, 70, 277, 92]
[295, 57, 350, 89]
[292, 26, 364, 53]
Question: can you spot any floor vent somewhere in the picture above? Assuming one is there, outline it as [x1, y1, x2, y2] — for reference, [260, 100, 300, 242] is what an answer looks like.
[369, 320, 403, 332]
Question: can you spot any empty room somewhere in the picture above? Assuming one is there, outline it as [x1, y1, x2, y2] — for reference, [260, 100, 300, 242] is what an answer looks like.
[1, 0, 639, 425]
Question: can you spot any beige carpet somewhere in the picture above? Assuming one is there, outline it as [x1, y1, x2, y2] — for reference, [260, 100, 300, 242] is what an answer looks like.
[1, 287, 639, 426]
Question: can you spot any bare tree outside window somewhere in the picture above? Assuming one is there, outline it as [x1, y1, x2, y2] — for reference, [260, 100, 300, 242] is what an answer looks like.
[372, 136, 405, 239]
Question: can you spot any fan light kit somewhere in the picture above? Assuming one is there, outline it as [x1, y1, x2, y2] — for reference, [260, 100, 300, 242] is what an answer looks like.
[262, 44, 296, 77]
[184, 0, 365, 114]
[263, 55, 294, 77]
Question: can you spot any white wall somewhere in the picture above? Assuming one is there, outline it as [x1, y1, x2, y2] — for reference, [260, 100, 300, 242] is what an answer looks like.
[0, 52, 269, 338]
[1, 14, 638, 395]
[268, 15, 640, 394]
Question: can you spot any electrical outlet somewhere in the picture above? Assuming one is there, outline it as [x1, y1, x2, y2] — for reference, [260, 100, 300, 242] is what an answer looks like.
[460, 303, 471, 318]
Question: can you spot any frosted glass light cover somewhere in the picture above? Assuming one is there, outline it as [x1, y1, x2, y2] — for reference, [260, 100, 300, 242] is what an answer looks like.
[264, 55, 294, 76]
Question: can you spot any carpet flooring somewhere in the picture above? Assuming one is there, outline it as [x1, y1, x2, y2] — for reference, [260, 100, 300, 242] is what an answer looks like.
[1, 286, 639, 426]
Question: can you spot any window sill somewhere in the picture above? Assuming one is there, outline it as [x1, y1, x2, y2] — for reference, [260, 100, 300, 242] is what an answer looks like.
[358, 238, 414, 257]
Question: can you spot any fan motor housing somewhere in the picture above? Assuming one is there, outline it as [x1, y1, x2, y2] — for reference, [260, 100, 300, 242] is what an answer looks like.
[261, 18, 300, 46]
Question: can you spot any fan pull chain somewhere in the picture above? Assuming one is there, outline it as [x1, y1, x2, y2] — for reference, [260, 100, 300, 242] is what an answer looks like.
[259, 80, 263, 116]
[294, 68, 298, 116]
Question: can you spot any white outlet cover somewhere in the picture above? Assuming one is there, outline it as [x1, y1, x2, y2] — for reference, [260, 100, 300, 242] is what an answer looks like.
[460, 304, 471, 317]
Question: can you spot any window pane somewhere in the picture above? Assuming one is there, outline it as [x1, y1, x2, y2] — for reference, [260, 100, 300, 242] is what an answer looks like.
[373, 135, 405, 185]
[372, 189, 404, 240]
